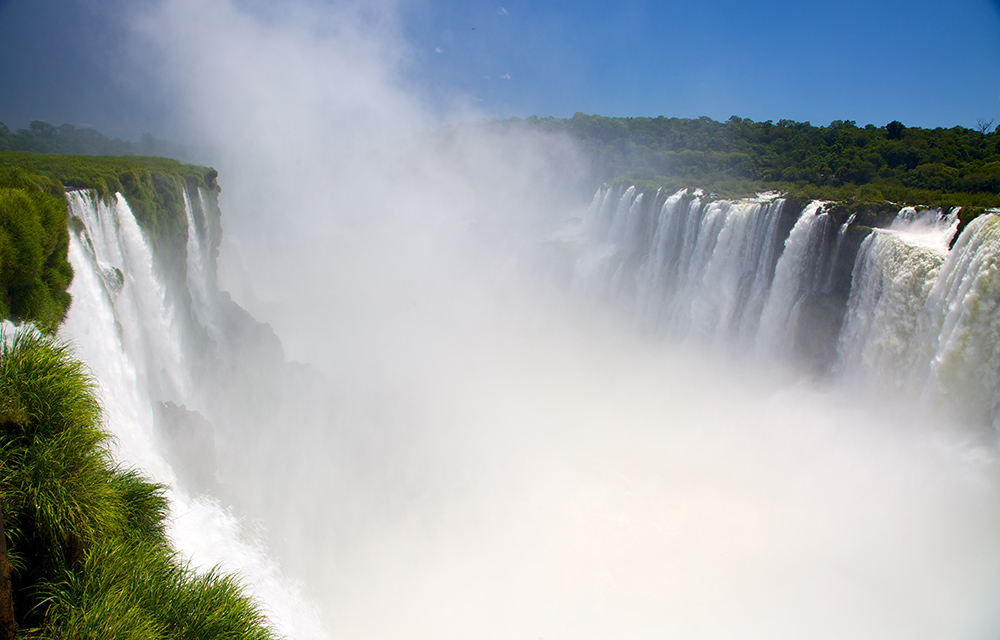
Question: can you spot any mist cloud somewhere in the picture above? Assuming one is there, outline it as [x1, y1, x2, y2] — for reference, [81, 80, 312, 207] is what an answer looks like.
[113, 2, 1000, 638]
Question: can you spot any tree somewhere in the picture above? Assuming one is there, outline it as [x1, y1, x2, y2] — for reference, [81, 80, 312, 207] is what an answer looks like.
[886, 120, 905, 140]
[28, 121, 57, 138]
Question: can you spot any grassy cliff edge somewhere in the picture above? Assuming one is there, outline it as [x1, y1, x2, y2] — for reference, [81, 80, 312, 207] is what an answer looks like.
[0, 151, 278, 638]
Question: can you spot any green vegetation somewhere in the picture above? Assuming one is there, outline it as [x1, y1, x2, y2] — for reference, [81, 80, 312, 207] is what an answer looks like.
[0, 150, 220, 327]
[0, 137, 271, 636]
[0, 171, 73, 331]
[0, 328, 277, 639]
[0, 151, 218, 271]
[504, 113, 1000, 209]
[0, 151, 219, 330]
[0, 121, 195, 160]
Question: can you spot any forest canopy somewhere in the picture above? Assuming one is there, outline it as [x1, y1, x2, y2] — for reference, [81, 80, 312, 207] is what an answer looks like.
[0, 121, 196, 161]
[10, 115, 1000, 209]
[497, 113, 1000, 209]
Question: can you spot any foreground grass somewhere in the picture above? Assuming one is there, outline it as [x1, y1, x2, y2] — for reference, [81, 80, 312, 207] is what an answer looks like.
[0, 328, 277, 639]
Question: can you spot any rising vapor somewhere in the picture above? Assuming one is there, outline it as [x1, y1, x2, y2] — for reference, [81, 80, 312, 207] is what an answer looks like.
[66, 1, 1000, 638]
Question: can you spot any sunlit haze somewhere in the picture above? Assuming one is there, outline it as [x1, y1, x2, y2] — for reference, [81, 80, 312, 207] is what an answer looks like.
[5, 1, 1000, 639]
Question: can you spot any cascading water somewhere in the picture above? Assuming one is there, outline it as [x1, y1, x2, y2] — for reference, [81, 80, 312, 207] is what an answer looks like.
[923, 214, 1000, 429]
[58, 189, 324, 639]
[579, 187, 790, 341]
[577, 186, 853, 362]
[575, 184, 1000, 427]
[837, 209, 1000, 429]
[46, 176, 1000, 640]
[834, 213, 956, 394]
[183, 187, 219, 339]
[755, 201, 830, 358]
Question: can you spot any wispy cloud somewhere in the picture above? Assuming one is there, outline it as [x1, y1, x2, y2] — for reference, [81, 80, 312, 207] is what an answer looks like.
[434, 47, 442, 53]
[500, 73, 510, 80]
[498, 7, 508, 14]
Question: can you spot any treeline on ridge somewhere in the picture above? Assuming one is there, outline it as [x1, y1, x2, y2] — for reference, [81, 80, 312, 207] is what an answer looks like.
[501, 113, 1000, 210]
[0, 120, 195, 161]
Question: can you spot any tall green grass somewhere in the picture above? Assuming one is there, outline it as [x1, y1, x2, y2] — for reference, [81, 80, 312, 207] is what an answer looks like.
[0, 328, 278, 638]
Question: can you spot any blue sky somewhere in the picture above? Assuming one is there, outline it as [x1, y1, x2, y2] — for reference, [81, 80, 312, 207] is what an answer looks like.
[398, 0, 1000, 127]
[1, 0, 999, 140]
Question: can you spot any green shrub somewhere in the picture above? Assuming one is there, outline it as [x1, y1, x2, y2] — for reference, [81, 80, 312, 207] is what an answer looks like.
[0, 168, 74, 330]
[0, 329, 277, 638]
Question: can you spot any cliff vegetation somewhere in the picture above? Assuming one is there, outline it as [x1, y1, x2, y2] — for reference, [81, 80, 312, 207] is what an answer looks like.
[0, 120, 197, 162]
[0, 150, 220, 330]
[0, 169, 72, 331]
[0, 148, 277, 638]
[0, 329, 277, 639]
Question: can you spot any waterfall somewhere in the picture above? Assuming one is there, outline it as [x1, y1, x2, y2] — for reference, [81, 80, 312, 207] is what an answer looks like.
[922, 214, 1000, 429]
[822, 213, 855, 294]
[834, 223, 951, 393]
[58, 189, 325, 639]
[47, 179, 1000, 638]
[184, 188, 219, 339]
[836, 211, 1000, 428]
[574, 185, 1000, 428]
[60, 191, 175, 479]
[755, 203, 836, 360]
[578, 186, 826, 350]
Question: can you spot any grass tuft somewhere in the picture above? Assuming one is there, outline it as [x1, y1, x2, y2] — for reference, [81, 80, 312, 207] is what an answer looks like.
[0, 327, 279, 638]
